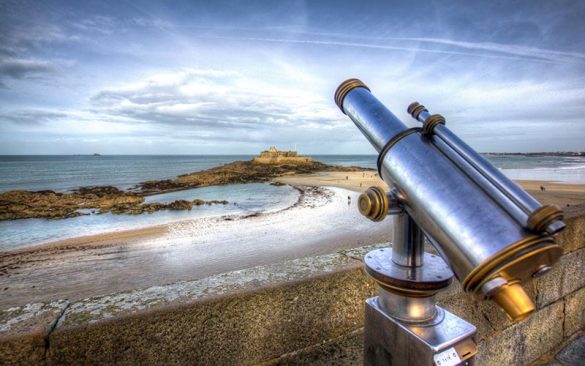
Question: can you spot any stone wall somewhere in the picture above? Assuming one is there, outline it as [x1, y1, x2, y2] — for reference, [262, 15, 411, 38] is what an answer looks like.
[1, 205, 584, 365]
[252, 147, 313, 164]
[253, 156, 313, 165]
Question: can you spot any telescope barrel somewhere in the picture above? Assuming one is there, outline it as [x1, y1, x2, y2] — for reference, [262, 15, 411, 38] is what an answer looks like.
[335, 79, 408, 151]
[407, 102, 564, 235]
[335, 79, 563, 321]
[431, 136, 544, 235]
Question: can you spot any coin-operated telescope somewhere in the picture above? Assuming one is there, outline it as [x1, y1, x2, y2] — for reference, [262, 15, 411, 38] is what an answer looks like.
[335, 79, 565, 366]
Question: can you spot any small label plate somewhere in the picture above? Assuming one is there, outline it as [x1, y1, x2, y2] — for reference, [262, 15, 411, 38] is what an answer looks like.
[433, 347, 461, 366]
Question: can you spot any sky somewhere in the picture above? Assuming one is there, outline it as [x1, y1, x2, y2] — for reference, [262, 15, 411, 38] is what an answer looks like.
[1, 0, 584, 155]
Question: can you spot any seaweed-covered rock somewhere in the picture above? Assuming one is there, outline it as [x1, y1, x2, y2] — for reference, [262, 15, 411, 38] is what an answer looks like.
[168, 200, 192, 210]
[0, 188, 143, 221]
[0, 191, 228, 220]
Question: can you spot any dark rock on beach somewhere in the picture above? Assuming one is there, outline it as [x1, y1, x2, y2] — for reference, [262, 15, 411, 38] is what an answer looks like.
[0, 187, 144, 221]
[0, 189, 228, 221]
[107, 199, 229, 215]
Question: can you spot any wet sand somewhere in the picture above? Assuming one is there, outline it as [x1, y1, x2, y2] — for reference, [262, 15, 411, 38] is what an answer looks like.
[0, 186, 392, 308]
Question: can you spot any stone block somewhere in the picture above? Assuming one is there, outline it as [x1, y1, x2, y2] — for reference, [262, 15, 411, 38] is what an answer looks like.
[534, 261, 564, 309]
[268, 328, 364, 365]
[564, 287, 585, 338]
[561, 248, 585, 297]
[0, 300, 68, 366]
[557, 206, 585, 253]
[555, 334, 585, 366]
[439, 290, 513, 343]
[477, 301, 564, 366]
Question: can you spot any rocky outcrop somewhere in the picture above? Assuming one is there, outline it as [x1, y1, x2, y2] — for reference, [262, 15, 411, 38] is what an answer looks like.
[0, 187, 228, 221]
[108, 199, 228, 215]
[0, 187, 144, 220]
[138, 160, 366, 195]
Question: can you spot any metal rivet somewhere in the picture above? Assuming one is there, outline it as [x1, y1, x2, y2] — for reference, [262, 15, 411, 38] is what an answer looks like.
[532, 265, 552, 278]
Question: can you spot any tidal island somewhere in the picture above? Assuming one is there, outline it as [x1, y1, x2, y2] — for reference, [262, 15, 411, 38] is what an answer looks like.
[0, 147, 367, 220]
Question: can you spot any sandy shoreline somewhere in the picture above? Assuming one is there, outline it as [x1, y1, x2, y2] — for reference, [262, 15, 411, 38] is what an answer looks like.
[0, 185, 392, 308]
[1, 170, 584, 309]
[274, 171, 585, 207]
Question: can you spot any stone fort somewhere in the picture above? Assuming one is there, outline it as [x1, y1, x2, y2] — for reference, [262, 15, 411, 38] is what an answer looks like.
[253, 146, 313, 164]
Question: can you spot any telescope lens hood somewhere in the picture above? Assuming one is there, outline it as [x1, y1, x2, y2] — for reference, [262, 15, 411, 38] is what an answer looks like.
[334, 78, 369, 113]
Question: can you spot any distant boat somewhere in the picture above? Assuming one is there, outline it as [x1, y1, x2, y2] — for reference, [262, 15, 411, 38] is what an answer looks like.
[93, 153, 101, 156]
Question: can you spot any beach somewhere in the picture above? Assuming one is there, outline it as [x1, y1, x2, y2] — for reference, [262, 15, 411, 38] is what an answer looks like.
[0, 184, 391, 308]
[1, 169, 585, 309]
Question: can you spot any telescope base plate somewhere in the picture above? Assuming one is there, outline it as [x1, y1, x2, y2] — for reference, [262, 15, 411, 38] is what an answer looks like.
[364, 248, 454, 294]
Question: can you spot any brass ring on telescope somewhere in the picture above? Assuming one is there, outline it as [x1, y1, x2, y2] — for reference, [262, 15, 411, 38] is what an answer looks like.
[377, 283, 443, 298]
[462, 235, 558, 292]
[407, 102, 419, 115]
[463, 235, 550, 292]
[376, 127, 422, 176]
[472, 244, 562, 297]
[421, 114, 446, 136]
[527, 205, 563, 233]
[407, 102, 428, 121]
[334, 78, 370, 113]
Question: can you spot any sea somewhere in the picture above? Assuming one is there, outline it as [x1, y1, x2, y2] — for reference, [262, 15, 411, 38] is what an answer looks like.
[1, 154, 584, 251]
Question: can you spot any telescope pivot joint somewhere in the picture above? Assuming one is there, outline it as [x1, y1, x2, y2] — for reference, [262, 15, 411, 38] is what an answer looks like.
[358, 186, 403, 221]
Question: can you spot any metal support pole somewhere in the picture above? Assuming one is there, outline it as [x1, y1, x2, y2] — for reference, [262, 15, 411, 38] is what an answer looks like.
[392, 213, 424, 267]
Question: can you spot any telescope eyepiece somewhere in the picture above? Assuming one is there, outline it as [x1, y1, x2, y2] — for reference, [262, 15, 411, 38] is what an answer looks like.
[490, 281, 536, 322]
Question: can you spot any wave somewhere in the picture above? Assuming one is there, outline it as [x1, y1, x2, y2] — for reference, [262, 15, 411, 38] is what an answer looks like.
[501, 164, 585, 172]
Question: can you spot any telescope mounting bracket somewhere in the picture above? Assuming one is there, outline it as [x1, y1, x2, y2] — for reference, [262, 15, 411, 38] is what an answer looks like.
[362, 203, 478, 365]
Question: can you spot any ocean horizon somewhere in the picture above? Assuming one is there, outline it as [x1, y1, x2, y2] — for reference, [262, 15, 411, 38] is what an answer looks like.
[1, 154, 585, 194]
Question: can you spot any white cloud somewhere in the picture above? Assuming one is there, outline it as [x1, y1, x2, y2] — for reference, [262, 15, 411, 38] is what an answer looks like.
[89, 68, 346, 138]
[398, 37, 585, 64]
